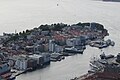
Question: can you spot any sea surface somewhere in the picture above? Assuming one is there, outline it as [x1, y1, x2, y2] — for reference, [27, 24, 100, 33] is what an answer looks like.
[0, 0, 120, 80]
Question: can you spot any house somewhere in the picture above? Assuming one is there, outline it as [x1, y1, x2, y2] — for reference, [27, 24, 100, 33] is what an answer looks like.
[41, 31, 49, 36]
[27, 59, 37, 70]
[28, 54, 44, 67]
[54, 44, 63, 53]
[41, 53, 50, 65]
[14, 56, 28, 70]
[66, 38, 75, 47]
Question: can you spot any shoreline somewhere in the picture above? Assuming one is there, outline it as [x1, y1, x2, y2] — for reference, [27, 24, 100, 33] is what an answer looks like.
[0, 22, 114, 80]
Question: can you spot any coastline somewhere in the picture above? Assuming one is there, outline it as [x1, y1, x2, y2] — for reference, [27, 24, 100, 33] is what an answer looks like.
[0, 22, 114, 80]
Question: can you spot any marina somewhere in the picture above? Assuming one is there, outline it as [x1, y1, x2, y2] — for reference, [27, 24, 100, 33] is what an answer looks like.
[77, 53, 120, 80]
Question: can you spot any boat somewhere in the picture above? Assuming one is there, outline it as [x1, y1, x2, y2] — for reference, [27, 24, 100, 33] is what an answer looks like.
[63, 47, 84, 54]
[8, 76, 16, 80]
[110, 41, 115, 46]
[50, 53, 62, 62]
[98, 44, 108, 49]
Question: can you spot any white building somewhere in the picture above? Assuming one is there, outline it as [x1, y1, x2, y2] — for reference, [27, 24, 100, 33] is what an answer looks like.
[66, 38, 75, 47]
[49, 40, 55, 52]
[55, 44, 63, 53]
[14, 56, 28, 71]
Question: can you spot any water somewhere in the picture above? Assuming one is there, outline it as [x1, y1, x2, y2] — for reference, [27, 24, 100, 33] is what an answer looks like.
[0, 0, 120, 80]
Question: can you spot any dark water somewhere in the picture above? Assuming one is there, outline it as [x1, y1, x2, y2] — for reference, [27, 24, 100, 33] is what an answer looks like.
[0, 0, 120, 80]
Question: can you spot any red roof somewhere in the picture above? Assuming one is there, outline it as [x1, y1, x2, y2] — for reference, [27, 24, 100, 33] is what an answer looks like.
[1, 72, 11, 78]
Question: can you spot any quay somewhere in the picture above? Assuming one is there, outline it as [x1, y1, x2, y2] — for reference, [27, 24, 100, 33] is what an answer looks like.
[73, 53, 120, 80]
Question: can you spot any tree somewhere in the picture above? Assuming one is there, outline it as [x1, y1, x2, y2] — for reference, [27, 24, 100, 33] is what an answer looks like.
[39, 24, 50, 31]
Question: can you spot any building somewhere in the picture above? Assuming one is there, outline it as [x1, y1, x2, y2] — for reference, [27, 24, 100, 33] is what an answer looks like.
[54, 44, 63, 53]
[0, 62, 11, 79]
[28, 54, 44, 67]
[33, 44, 44, 53]
[49, 40, 55, 52]
[41, 53, 50, 65]
[66, 38, 75, 47]
[25, 46, 34, 52]
[14, 56, 28, 70]
[27, 59, 37, 70]
[43, 44, 49, 52]
[41, 31, 49, 36]
[66, 37, 86, 47]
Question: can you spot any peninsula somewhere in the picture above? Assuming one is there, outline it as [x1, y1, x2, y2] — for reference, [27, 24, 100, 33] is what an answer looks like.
[0, 22, 114, 80]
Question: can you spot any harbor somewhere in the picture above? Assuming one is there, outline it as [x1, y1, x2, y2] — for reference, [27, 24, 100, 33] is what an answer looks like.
[16, 46, 118, 80]
[76, 52, 120, 80]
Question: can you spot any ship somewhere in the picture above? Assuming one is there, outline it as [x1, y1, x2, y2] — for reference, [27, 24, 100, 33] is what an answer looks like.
[78, 53, 120, 80]
[63, 46, 84, 54]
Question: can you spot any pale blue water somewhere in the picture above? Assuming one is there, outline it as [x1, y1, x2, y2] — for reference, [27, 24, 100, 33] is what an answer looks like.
[0, 0, 120, 80]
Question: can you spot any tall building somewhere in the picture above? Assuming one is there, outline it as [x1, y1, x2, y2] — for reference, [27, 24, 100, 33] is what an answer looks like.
[49, 40, 55, 52]
[14, 56, 28, 70]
